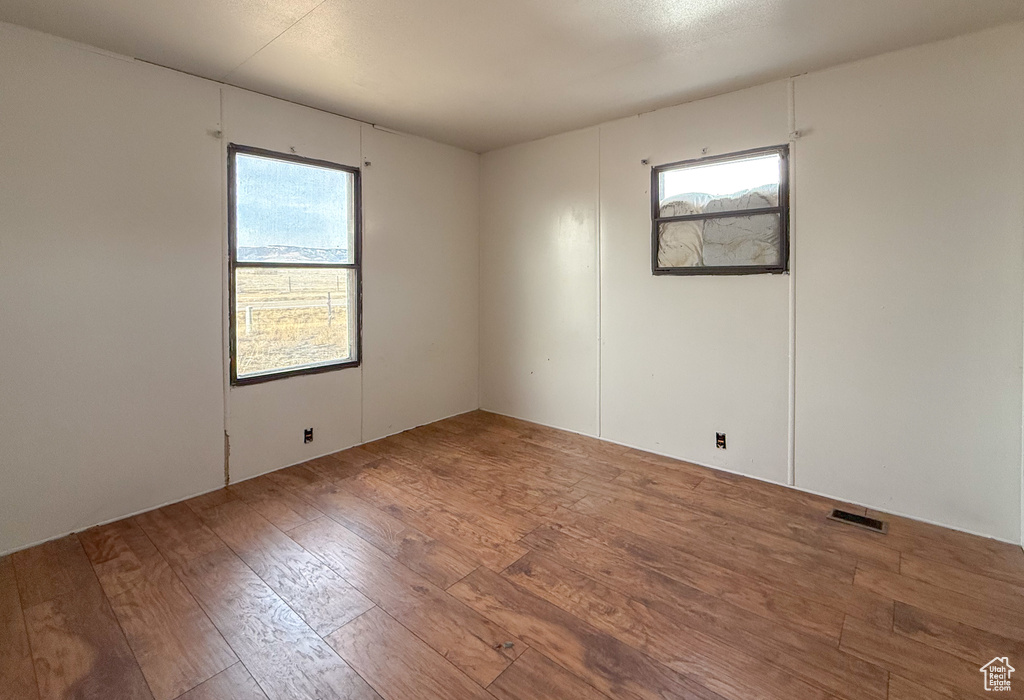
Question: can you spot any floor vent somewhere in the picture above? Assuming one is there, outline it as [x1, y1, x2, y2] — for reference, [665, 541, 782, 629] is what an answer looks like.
[827, 509, 888, 534]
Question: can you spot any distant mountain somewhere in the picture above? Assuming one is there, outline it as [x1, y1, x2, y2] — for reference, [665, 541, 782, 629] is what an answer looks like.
[661, 184, 779, 215]
[238, 245, 349, 263]
[664, 191, 715, 209]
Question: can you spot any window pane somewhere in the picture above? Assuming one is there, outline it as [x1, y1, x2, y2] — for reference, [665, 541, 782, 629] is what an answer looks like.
[235, 153, 355, 264]
[659, 152, 780, 216]
[657, 213, 781, 268]
[235, 267, 356, 378]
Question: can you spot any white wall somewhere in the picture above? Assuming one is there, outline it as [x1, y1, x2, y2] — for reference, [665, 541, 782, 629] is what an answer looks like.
[599, 83, 792, 483]
[360, 125, 480, 442]
[0, 25, 480, 554]
[224, 94, 480, 480]
[479, 128, 600, 435]
[0, 26, 225, 554]
[479, 23, 1024, 542]
[792, 24, 1024, 542]
[221, 88, 365, 481]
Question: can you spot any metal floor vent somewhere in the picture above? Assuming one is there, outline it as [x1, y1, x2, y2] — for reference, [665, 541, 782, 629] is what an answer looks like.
[827, 509, 888, 534]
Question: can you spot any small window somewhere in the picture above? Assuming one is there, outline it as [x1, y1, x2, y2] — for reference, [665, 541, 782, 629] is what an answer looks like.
[228, 145, 360, 385]
[651, 145, 789, 275]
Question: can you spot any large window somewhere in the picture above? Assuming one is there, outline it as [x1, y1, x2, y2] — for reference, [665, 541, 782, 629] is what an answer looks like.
[228, 145, 361, 384]
[651, 145, 789, 275]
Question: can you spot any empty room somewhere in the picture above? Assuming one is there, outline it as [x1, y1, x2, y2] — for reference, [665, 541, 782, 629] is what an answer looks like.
[2, 1, 1024, 698]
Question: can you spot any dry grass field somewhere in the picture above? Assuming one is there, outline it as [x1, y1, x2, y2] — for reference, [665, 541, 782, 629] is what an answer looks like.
[235, 267, 354, 377]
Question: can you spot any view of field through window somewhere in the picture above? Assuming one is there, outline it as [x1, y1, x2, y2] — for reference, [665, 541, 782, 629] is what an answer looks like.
[234, 268, 354, 377]
[232, 150, 358, 380]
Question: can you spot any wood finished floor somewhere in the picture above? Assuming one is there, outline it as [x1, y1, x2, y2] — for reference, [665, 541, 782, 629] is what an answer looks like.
[3, 410, 1024, 700]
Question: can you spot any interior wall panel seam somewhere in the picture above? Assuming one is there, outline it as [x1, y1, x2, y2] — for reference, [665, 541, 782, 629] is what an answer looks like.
[787, 76, 797, 488]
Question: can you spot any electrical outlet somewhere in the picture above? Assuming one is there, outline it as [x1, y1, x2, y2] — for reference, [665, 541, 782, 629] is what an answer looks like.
[716, 432, 726, 449]
[304, 428, 313, 444]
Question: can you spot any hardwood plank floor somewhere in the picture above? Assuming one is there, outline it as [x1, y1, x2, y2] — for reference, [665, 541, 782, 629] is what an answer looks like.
[487, 648, 609, 700]
[173, 547, 379, 700]
[3, 410, 1023, 699]
[327, 606, 493, 700]
[174, 663, 266, 700]
[189, 498, 374, 637]
[450, 566, 727, 700]
[517, 528, 885, 698]
[499, 551, 833, 700]
[78, 520, 237, 700]
[226, 476, 323, 532]
[293, 478, 478, 588]
[15, 536, 153, 699]
[0, 556, 38, 700]
[289, 516, 523, 686]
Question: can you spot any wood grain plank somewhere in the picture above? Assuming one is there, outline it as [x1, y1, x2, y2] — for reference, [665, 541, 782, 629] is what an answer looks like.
[388, 450, 566, 512]
[854, 566, 1024, 642]
[839, 616, 986, 699]
[78, 520, 237, 700]
[345, 473, 528, 570]
[900, 553, 1024, 611]
[134, 503, 224, 569]
[176, 663, 267, 700]
[327, 606, 492, 700]
[183, 489, 238, 515]
[527, 488, 590, 518]
[393, 428, 592, 489]
[196, 499, 373, 636]
[607, 459, 706, 493]
[431, 412, 478, 434]
[591, 442, 712, 483]
[301, 455, 372, 483]
[295, 479, 477, 589]
[540, 506, 892, 629]
[18, 536, 153, 700]
[367, 463, 540, 541]
[598, 471, 901, 572]
[175, 547, 379, 700]
[522, 523, 841, 639]
[325, 445, 379, 470]
[502, 551, 831, 700]
[263, 464, 328, 492]
[696, 471, 865, 521]
[289, 516, 522, 686]
[886, 674, 957, 700]
[521, 526, 886, 699]
[893, 602, 1024, 666]
[0, 556, 38, 700]
[455, 431, 615, 485]
[449, 566, 727, 700]
[868, 510, 1024, 587]
[12, 537, 78, 608]
[488, 649, 611, 700]
[573, 492, 860, 584]
[228, 476, 323, 532]
[471, 413, 627, 476]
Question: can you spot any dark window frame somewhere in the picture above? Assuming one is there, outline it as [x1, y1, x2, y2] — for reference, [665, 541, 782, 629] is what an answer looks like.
[228, 143, 362, 386]
[651, 144, 790, 276]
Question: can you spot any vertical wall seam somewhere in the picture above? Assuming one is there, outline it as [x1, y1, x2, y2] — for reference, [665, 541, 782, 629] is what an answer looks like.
[596, 126, 603, 437]
[787, 77, 797, 487]
[1017, 31, 1024, 548]
[477, 152, 484, 412]
[359, 125, 365, 444]
[219, 87, 231, 485]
